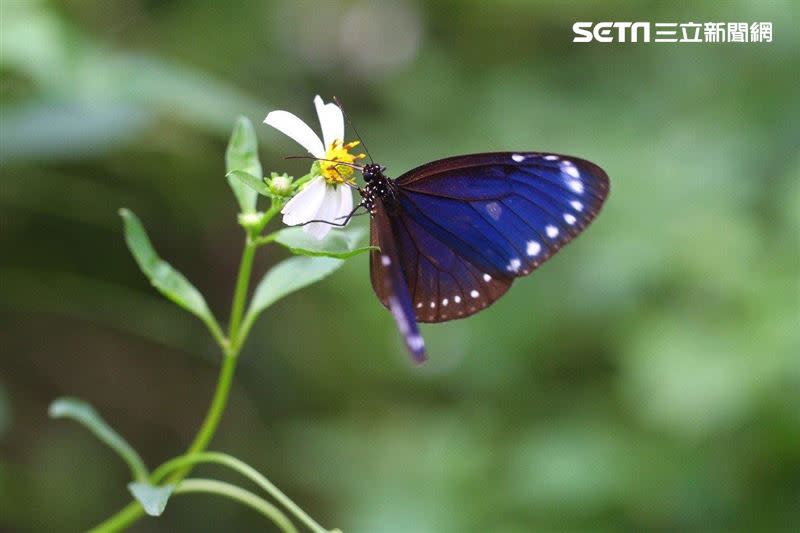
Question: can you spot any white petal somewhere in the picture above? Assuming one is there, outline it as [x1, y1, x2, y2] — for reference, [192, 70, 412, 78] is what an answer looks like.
[313, 95, 344, 149]
[336, 184, 353, 225]
[281, 176, 327, 226]
[304, 185, 340, 240]
[264, 110, 325, 158]
[317, 185, 342, 224]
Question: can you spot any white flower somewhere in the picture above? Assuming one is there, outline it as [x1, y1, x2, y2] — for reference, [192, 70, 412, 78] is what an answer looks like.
[264, 96, 364, 240]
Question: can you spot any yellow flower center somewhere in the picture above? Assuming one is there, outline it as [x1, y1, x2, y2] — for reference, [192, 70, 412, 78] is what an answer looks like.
[320, 140, 365, 185]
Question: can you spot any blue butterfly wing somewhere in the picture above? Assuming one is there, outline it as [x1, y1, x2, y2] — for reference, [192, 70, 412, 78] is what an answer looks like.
[390, 204, 514, 323]
[369, 197, 428, 362]
[392, 152, 609, 322]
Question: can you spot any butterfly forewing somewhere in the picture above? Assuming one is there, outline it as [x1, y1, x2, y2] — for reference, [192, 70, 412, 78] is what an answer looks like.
[396, 152, 609, 279]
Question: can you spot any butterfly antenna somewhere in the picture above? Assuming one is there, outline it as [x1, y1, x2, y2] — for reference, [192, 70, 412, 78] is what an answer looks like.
[334, 96, 374, 164]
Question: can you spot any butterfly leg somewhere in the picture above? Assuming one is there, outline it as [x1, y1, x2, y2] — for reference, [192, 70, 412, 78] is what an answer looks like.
[293, 203, 367, 228]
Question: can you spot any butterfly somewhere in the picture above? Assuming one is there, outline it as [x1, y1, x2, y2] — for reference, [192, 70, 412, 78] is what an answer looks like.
[354, 152, 610, 362]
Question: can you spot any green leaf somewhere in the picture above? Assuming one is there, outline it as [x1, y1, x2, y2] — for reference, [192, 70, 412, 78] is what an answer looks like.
[273, 226, 377, 259]
[239, 256, 344, 341]
[227, 169, 270, 197]
[174, 479, 297, 531]
[225, 116, 262, 213]
[128, 482, 176, 517]
[48, 397, 149, 481]
[119, 208, 225, 347]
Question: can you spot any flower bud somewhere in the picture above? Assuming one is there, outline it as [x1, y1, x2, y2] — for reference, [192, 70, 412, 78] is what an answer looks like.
[238, 211, 264, 229]
[269, 173, 293, 196]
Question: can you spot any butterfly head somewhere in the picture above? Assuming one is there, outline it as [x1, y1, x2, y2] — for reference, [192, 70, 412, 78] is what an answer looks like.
[359, 163, 398, 215]
[361, 163, 386, 183]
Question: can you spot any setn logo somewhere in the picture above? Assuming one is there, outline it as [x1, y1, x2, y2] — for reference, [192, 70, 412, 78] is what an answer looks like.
[573, 22, 651, 43]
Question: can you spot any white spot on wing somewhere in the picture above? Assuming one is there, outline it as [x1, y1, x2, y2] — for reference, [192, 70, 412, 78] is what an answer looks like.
[483, 273, 492, 282]
[486, 201, 502, 220]
[416, 302, 423, 309]
[389, 297, 409, 335]
[408, 334, 425, 351]
[454, 295, 462, 303]
[507, 258, 522, 273]
[512, 154, 525, 162]
[562, 162, 580, 178]
[381, 255, 391, 266]
[430, 301, 436, 309]
[526, 240, 541, 256]
[470, 289, 479, 298]
[546, 225, 559, 238]
[544, 155, 559, 161]
[564, 213, 576, 225]
[442, 298, 449, 306]
[568, 179, 584, 194]
[570, 200, 584, 211]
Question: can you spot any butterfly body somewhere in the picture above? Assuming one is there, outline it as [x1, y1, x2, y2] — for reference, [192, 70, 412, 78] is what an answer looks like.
[361, 164, 400, 215]
[357, 153, 610, 363]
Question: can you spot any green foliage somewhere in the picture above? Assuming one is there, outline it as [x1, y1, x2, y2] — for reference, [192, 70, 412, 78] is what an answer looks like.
[48, 398, 148, 482]
[272, 226, 376, 259]
[149, 452, 331, 533]
[128, 482, 175, 517]
[119, 208, 224, 346]
[227, 169, 270, 197]
[225, 117, 263, 213]
[0, 3, 266, 162]
[42, 113, 363, 531]
[240, 256, 344, 341]
[174, 479, 298, 532]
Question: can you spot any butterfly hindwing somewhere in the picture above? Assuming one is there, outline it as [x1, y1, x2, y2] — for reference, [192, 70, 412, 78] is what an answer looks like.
[391, 199, 513, 322]
[369, 198, 427, 362]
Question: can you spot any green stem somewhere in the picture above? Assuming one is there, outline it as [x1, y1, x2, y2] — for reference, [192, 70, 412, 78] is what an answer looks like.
[175, 479, 298, 533]
[258, 201, 283, 234]
[173, 354, 238, 471]
[227, 238, 257, 350]
[201, 314, 228, 352]
[151, 452, 331, 533]
[87, 501, 139, 533]
[87, 201, 306, 533]
[86, 354, 240, 532]
[228, 201, 281, 352]
[253, 230, 280, 247]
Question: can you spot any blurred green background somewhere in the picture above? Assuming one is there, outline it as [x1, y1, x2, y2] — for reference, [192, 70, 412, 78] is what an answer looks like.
[2, 1, 798, 531]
